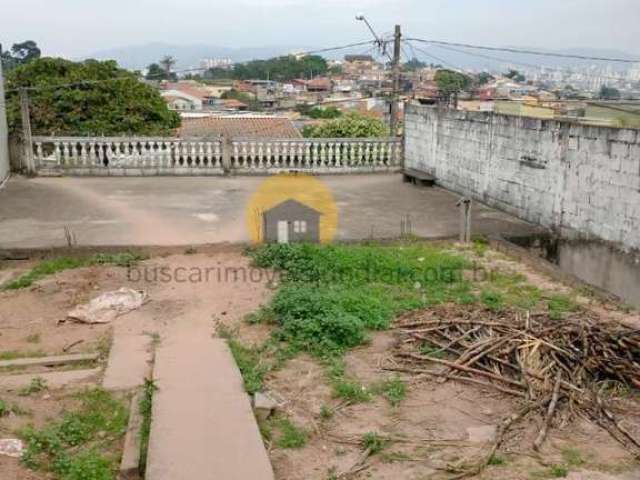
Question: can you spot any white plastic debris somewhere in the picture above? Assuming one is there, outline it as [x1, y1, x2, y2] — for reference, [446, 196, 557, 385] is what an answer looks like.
[67, 288, 147, 324]
[0, 439, 24, 458]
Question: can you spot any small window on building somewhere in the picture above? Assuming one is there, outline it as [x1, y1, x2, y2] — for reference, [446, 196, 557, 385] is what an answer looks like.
[293, 220, 307, 234]
[293, 221, 307, 234]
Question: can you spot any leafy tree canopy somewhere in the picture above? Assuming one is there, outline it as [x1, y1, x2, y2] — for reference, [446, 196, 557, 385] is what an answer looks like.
[599, 85, 621, 100]
[303, 112, 388, 138]
[6, 57, 180, 136]
[146, 62, 176, 81]
[435, 69, 471, 97]
[476, 72, 494, 85]
[1, 40, 41, 71]
[234, 55, 328, 81]
[308, 106, 342, 119]
[504, 69, 526, 82]
[403, 57, 427, 72]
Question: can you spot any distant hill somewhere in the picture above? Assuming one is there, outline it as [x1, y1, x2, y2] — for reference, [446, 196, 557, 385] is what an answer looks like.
[84, 42, 640, 73]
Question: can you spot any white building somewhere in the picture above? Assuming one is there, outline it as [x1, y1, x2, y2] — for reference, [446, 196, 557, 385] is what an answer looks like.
[161, 90, 204, 111]
[0, 61, 10, 185]
[199, 58, 233, 70]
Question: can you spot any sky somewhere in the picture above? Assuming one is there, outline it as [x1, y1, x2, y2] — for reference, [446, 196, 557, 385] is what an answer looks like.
[2, 0, 639, 58]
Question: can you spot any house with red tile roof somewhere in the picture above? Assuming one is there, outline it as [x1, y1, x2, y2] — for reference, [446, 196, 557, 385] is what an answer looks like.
[178, 116, 302, 139]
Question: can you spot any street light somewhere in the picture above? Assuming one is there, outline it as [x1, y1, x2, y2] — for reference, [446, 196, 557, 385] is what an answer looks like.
[355, 14, 390, 61]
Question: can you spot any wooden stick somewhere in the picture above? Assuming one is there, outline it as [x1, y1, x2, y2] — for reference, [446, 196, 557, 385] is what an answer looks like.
[534, 371, 563, 451]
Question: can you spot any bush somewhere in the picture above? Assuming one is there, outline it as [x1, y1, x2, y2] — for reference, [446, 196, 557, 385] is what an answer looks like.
[303, 112, 388, 138]
[249, 243, 470, 356]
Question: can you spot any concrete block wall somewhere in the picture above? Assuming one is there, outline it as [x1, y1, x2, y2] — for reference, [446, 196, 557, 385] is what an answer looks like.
[404, 104, 640, 250]
[0, 61, 9, 184]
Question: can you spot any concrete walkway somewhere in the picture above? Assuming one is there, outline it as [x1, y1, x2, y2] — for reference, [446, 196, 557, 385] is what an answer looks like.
[146, 329, 274, 480]
[0, 175, 537, 248]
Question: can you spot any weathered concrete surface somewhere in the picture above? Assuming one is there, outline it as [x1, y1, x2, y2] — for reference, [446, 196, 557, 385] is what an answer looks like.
[119, 390, 143, 480]
[0, 352, 98, 369]
[0, 61, 9, 186]
[146, 330, 274, 480]
[0, 174, 537, 248]
[404, 104, 640, 250]
[0, 368, 101, 391]
[103, 323, 152, 391]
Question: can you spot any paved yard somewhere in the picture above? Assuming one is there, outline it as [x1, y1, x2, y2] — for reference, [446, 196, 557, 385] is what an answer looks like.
[0, 174, 537, 249]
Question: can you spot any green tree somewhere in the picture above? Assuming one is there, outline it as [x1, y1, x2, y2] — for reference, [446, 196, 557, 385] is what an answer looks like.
[146, 63, 171, 81]
[403, 57, 427, 72]
[476, 72, 494, 85]
[303, 112, 388, 138]
[599, 85, 621, 100]
[505, 69, 526, 82]
[435, 69, 471, 100]
[1, 40, 41, 71]
[204, 67, 234, 80]
[308, 106, 342, 119]
[234, 55, 328, 81]
[5, 58, 181, 135]
[159, 55, 176, 76]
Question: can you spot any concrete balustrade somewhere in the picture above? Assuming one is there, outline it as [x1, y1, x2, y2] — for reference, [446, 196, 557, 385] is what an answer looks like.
[30, 136, 402, 176]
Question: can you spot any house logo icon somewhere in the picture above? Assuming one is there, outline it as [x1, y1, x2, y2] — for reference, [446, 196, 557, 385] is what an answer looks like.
[263, 199, 322, 244]
[245, 173, 338, 244]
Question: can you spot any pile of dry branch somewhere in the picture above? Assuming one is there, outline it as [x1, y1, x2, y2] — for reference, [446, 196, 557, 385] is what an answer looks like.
[385, 305, 640, 476]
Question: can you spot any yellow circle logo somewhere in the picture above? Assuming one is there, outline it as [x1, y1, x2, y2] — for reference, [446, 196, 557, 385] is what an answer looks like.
[245, 173, 338, 244]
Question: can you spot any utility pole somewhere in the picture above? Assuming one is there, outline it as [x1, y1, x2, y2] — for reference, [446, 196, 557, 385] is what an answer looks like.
[390, 24, 402, 137]
[355, 16, 402, 137]
[19, 88, 35, 175]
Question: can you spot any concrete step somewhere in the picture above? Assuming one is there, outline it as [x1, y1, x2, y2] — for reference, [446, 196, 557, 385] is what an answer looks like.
[0, 353, 99, 369]
[103, 326, 152, 391]
[145, 331, 274, 480]
[0, 368, 101, 391]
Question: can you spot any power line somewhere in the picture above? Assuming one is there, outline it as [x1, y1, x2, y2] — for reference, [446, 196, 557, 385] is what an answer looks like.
[406, 38, 640, 64]
[427, 42, 627, 83]
[404, 41, 461, 72]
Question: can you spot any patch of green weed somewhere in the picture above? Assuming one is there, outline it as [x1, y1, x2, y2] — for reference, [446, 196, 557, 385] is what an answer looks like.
[488, 454, 507, 466]
[550, 465, 569, 478]
[560, 447, 585, 467]
[19, 377, 47, 396]
[373, 376, 407, 407]
[5, 252, 145, 290]
[547, 294, 579, 320]
[319, 404, 334, 420]
[226, 336, 268, 395]
[0, 350, 46, 361]
[472, 238, 489, 257]
[139, 379, 157, 475]
[21, 388, 128, 475]
[326, 359, 371, 403]
[361, 432, 388, 454]
[275, 418, 307, 449]
[481, 289, 504, 312]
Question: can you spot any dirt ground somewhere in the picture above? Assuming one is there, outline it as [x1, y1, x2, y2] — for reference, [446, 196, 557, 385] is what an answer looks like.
[0, 246, 272, 479]
[1, 244, 639, 480]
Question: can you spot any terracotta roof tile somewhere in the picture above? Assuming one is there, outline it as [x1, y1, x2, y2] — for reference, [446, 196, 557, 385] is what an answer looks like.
[179, 116, 303, 139]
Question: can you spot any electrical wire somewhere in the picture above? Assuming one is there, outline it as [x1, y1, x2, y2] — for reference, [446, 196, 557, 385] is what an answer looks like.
[405, 38, 640, 64]
[427, 42, 627, 83]
[403, 41, 462, 72]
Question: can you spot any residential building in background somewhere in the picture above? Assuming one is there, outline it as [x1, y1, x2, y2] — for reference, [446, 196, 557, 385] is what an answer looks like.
[199, 57, 233, 70]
